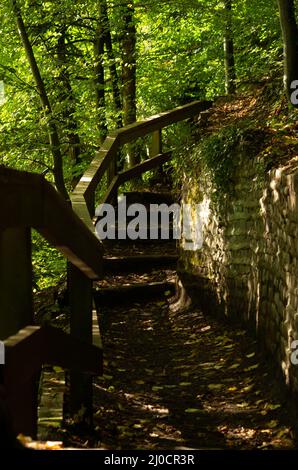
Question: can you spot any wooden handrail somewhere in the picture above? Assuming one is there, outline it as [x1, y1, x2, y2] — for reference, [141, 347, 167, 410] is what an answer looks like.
[102, 152, 172, 205]
[3, 326, 102, 391]
[2, 325, 102, 437]
[0, 165, 104, 435]
[71, 100, 212, 219]
[0, 166, 103, 280]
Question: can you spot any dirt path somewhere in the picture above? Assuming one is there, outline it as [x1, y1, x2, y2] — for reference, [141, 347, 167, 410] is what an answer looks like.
[90, 297, 297, 450]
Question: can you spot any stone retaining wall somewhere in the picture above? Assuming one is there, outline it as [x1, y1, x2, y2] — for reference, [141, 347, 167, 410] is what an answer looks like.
[180, 153, 298, 395]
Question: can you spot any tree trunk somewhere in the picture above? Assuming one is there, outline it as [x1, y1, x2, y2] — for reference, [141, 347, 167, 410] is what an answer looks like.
[223, 0, 236, 95]
[277, 0, 298, 103]
[94, 1, 108, 144]
[121, 2, 138, 167]
[57, 28, 82, 186]
[98, 0, 122, 129]
[11, 0, 69, 200]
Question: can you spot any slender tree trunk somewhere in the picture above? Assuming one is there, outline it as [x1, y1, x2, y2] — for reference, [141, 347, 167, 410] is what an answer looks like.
[223, 0, 236, 95]
[57, 29, 82, 182]
[94, 1, 108, 144]
[106, 38, 123, 129]
[277, 0, 298, 103]
[11, 0, 69, 200]
[98, 0, 122, 129]
[122, 2, 138, 167]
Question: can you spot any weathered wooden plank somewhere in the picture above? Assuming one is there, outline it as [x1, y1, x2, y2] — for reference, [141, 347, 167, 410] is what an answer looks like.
[40, 181, 103, 280]
[8, 377, 39, 439]
[3, 325, 102, 389]
[117, 100, 212, 146]
[0, 225, 37, 437]
[3, 327, 45, 389]
[0, 167, 103, 280]
[3, 323, 102, 436]
[101, 175, 120, 205]
[70, 198, 95, 233]
[69, 264, 94, 426]
[103, 254, 178, 273]
[0, 227, 33, 340]
[118, 152, 171, 183]
[0, 166, 44, 229]
[150, 129, 162, 158]
[72, 133, 119, 201]
[101, 152, 172, 205]
[94, 280, 176, 306]
[71, 100, 212, 205]
[46, 325, 102, 375]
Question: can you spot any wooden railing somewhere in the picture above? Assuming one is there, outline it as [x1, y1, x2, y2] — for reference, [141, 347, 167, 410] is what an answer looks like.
[0, 99, 212, 440]
[71, 100, 212, 221]
[0, 166, 103, 437]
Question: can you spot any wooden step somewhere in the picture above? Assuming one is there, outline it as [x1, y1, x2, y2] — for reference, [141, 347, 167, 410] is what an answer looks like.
[102, 234, 176, 244]
[103, 254, 178, 274]
[97, 208, 176, 224]
[93, 281, 175, 306]
[121, 191, 176, 205]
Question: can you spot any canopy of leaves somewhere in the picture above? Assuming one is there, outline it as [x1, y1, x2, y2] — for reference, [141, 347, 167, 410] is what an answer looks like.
[0, 0, 290, 286]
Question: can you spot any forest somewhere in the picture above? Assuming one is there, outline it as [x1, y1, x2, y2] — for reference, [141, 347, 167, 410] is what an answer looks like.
[0, 0, 289, 288]
[1, 0, 298, 455]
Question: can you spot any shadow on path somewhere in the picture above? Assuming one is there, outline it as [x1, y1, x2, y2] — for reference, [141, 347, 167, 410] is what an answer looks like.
[93, 299, 297, 450]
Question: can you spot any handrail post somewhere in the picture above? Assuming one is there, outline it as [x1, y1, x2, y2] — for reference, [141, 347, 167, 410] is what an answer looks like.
[150, 129, 164, 178]
[85, 192, 95, 219]
[150, 129, 162, 158]
[68, 263, 93, 427]
[107, 155, 117, 187]
[0, 227, 38, 438]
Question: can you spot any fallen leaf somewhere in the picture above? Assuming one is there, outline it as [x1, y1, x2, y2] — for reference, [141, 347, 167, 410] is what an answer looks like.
[133, 424, 143, 429]
[208, 384, 224, 391]
[267, 420, 279, 428]
[229, 363, 241, 370]
[185, 408, 203, 414]
[244, 364, 259, 372]
[179, 382, 192, 387]
[266, 404, 281, 411]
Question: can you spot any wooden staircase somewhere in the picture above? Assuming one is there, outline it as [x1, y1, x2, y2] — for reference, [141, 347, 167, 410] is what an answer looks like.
[95, 190, 178, 307]
[0, 99, 212, 448]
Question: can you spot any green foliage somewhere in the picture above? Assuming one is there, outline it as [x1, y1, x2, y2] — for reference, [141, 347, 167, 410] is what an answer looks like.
[32, 230, 66, 290]
[0, 0, 290, 288]
[232, 0, 282, 82]
[174, 124, 252, 204]
[196, 126, 243, 193]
